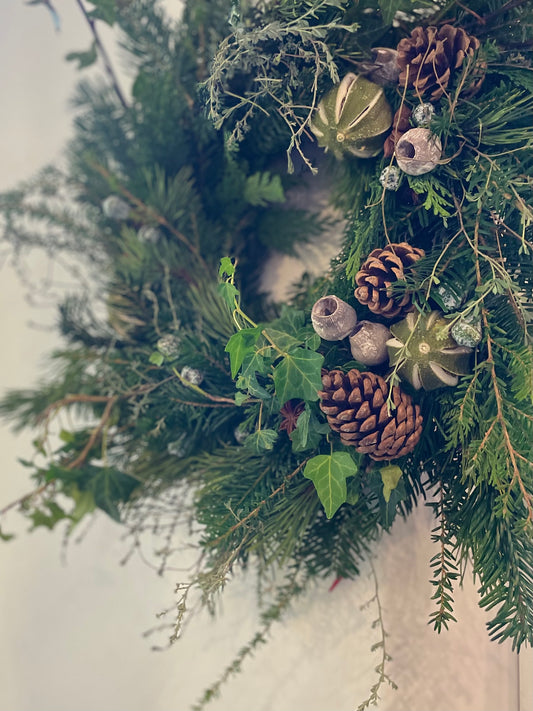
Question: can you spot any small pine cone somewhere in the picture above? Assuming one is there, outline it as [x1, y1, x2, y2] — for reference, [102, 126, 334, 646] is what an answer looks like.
[354, 242, 425, 319]
[397, 24, 480, 101]
[318, 369, 423, 460]
[383, 105, 412, 158]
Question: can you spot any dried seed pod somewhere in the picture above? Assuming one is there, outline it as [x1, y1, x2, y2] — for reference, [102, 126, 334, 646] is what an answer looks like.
[451, 315, 482, 348]
[311, 295, 358, 341]
[349, 321, 391, 366]
[310, 74, 392, 159]
[387, 311, 472, 390]
[358, 47, 401, 85]
[395, 128, 442, 175]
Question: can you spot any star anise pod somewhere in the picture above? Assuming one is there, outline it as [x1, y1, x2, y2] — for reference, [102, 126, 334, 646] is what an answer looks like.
[279, 399, 305, 435]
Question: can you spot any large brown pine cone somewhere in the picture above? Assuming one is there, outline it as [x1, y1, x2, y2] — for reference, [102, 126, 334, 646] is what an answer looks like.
[354, 242, 425, 319]
[397, 25, 480, 101]
[318, 369, 423, 460]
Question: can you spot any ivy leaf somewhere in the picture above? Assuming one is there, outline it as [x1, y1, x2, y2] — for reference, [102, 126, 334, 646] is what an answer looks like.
[65, 41, 98, 70]
[380, 465, 404, 503]
[217, 281, 239, 311]
[149, 351, 165, 366]
[244, 429, 279, 453]
[262, 328, 302, 353]
[29, 502, 69, 531]
[86, 0, 116, 25]
[219, 257, 235, 278]
[244, 172, 285, 206]
[304, 452, 358, 518]
[225, 327, 261, 378]
[277, 305, 305, 335]
[290, 407, 329, 452]
[69, 485, 96, 526]
[0, 525, 14, 542]
[273, 350, 324, 403]
[88, 468, 138, 522]
[235, 373, 271, 399]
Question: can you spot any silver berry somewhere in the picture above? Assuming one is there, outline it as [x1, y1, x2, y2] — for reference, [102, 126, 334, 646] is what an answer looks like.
[157, 334, 180, 359]
[379, 165, 401, 191]
[181, 366, 203, 386]
[102, 195, 131, 220]
[412, 103, 435, 127]
[137, 225, 163, 243]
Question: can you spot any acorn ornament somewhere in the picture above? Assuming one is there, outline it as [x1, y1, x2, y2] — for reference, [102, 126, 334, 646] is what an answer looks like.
[387, 311, 472, 390]
[310, 74, 392, 159]
[311, 295, 358, 341]
[349, 321, 391, 366]
[395, 128, 442, 175]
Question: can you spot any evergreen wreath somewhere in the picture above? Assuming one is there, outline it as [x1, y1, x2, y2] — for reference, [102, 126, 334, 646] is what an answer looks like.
[1, 0, 533, 707]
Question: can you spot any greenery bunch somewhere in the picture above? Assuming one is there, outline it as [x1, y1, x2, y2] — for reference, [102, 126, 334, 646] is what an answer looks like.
[2, 0, 533, 707]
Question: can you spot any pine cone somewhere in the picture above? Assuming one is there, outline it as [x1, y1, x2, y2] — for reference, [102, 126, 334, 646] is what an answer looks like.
[397, 25, 480, 101]
[318, 369, 423, 460]
[354, 242, 425, 319]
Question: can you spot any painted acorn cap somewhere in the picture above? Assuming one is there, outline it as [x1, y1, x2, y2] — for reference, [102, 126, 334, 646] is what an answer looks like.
[387, 311, 472, 390]
[310, 74, 392, 158]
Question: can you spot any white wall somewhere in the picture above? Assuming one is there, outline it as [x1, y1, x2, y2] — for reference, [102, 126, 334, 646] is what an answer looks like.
[0, 2, 528, 710]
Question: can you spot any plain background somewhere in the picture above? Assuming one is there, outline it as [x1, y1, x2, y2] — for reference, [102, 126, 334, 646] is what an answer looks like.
[0, 2, 530, 710]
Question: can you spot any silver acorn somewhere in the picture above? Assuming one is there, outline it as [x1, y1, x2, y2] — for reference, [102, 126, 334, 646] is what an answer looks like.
[311, 295, 357, 341]
[395, 128, 442, 175]
[349, 321, 391, 366]
[138, 225, 163, 243]
[157, 333, 180, 359]
[310, 73, 392, 159]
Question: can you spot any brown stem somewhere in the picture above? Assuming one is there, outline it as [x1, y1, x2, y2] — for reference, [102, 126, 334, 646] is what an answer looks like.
[74, 0, 129, 110]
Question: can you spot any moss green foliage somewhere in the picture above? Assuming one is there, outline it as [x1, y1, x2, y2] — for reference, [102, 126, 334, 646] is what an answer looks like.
[2, 0, 533, 706]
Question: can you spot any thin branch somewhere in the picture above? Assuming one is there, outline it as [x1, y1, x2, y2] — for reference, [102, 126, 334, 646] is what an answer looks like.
[74, 0, 129, 110]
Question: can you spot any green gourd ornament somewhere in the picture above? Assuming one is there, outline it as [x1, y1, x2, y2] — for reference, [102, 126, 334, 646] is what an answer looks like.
[310, 74, 392, 159]
[387, 311, 472, 390]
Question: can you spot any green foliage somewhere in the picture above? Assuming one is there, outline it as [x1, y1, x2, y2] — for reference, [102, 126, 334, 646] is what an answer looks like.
[4, 0, 533, 706]
[303, 452, 358, 518]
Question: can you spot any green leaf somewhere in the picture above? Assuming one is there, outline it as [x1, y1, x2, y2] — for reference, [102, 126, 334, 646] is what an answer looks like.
[289, 407, 329, 452]
[88, 468, 138, 522]
[262, 328, 302, 353]
[65, 41, 98, 70]
[380, 465, 403, 503]
[304, 452, 358, 518]
[219, 257, 235, 278]
[149, 351, 165, 366]
[234, 391, 248, 406]
[87, 0, 116, 25]
[244, 429, 279, 453]
[217, 281, 239, 311]
[69, 485, 96, 525]
[225, 327, 261, 378]
[244, 172, 285, 206]
[29, 502, 69, 531]
[304, 332, 322, 351]
[0, 526, 14, 542]
[277, 305, 305, 335]
[235, 373, 271, 399]
[273, 350, 324, 403]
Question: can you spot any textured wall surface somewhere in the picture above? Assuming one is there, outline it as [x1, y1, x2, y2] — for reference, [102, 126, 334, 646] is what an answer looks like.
[0, 3, 528, 710]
